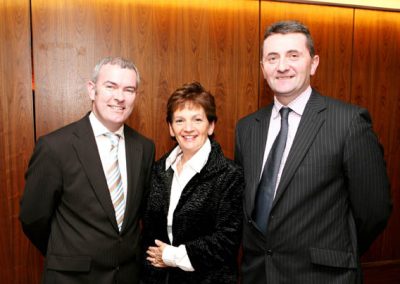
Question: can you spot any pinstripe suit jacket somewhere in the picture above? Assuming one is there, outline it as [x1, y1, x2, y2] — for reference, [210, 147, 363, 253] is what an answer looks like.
[234, 90, 391, 284]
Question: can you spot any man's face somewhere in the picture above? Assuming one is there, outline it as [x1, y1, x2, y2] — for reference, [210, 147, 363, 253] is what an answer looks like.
[87, 63, 137, 132]
[261, 33, 319, 103]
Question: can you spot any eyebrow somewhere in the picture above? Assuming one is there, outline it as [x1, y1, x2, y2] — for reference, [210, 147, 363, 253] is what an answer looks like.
[266, 49, 300, 56]
[103, 81, 117, 86]
[103, 81, 136, 90]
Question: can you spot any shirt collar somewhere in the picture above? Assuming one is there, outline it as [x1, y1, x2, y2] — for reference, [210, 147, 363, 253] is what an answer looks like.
[89, 112, 125, 139]
[272, 86, 312, 118]
[165, 138, 211, 173]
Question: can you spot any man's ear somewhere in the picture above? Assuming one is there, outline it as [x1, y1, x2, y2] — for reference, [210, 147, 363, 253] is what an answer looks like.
[87, 81, 96, 101]
[310, 55, 319, 76]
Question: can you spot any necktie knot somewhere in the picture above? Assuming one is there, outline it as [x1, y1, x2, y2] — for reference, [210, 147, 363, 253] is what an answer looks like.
[104, 133, 120, 150]
[280, 107, 291, 121]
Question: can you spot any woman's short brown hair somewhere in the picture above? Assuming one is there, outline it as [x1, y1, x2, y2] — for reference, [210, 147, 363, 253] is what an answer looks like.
[166, 81, 217, 124]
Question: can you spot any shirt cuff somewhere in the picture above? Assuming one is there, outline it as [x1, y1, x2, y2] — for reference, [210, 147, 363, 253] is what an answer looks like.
[162, 244, 195, 272]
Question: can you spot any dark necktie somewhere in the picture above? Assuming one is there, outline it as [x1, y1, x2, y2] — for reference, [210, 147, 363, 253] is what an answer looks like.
[254, 107, 291, 234]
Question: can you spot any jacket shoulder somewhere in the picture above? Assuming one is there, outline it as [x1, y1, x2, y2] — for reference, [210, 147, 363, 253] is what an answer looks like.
[38, 117, 87, 144]
[236, 107, 270, 127]
[124, 124, 155, 148]
[313, 90, 364, 113]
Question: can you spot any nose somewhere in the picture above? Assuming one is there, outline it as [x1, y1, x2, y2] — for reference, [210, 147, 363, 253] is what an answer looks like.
[183, 121, 194, 131]
[113, 88, 125, 101]
[277, 58, 289, 72]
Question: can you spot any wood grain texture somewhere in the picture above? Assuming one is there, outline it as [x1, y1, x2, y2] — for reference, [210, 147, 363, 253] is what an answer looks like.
[146, 0, 259, 158]
[32, 0, 259, 159]
[199, 1, 259, 158]
[352, 9, 400, 266]
[260, 1, 353, 107]
[1, 0, 397, 283]
[0, 0, 40, 283]
[363, 260, 400, 284]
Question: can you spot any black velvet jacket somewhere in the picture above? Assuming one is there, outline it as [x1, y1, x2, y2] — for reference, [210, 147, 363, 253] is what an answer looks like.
[141, 140, 244, 284]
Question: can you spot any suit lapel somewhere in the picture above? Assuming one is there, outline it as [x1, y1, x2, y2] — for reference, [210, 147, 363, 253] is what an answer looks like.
[72, 117, 119, 230]
[273, 91, 327, 205]
[246, 106, 272, 217]
[121, 127, 144, 232]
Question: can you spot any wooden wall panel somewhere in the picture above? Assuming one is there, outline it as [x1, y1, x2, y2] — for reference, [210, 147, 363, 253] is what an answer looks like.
[0, 0, 394, 283]
[0, 0, 39, 283]
[206, 2, 259, 157]
[136, 0, 259, 158]
[31, 0, 155, 139]
[260, 1, 353, 107]
[32, 0, 259, 160]
[352, 8, 400, 276]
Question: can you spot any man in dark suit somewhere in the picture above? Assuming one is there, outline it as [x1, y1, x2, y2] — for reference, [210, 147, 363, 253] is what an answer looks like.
[19, 56, 155, 284]
[235, 20, 392, 283]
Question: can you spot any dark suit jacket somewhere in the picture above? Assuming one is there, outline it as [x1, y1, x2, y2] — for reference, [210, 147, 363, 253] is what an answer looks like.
[235, 90, 391, 284]
[20, 115, 155, 284]
[142, 140, 244, 284]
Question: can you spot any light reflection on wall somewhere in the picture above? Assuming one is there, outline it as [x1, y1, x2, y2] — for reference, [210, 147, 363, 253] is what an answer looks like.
[276, 0, 400, 11]
[100, 0, 258, 10]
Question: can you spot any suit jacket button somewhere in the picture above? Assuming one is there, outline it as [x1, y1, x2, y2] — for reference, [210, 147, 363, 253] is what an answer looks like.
[266, 249, 273, 256]
[248, 219, 252, 224]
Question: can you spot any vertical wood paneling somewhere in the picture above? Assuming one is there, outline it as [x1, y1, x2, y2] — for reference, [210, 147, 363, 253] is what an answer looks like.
[32, 0, 91, 136]
[150, 0, 259, 158]
[260, 1, 353, 107]
[234, 3, 260, 121]
[352, 9, 400, 267]
[150, 0, 182, 156]
[204, 1, 259, 158]
[0, 0, 39, 283]
[32, 0, 259, 160]
[0, 1, 395, 283]
[362, 261, 400, 284]
[32, 0, 156, 140]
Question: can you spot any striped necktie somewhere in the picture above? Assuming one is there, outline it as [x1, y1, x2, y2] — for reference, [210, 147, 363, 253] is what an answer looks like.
[104, 133, 125, 231]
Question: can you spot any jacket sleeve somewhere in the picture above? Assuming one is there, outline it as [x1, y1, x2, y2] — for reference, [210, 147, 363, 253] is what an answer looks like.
[19, 137, 62, 255]
[185, 165, 244, 271]
[344, 108, 392, 255]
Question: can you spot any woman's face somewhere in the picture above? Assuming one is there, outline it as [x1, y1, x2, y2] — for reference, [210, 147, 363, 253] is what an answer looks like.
[169, 104, 214, 160]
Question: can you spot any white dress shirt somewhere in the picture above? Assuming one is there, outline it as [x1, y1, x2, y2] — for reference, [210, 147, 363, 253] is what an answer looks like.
[261, 86, 312, 198]
[162, 138, 212, 272]
[89, 112, 128, 211]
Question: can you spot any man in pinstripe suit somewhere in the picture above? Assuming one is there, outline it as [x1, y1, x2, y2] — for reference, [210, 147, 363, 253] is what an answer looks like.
[235, 20, 391, 283]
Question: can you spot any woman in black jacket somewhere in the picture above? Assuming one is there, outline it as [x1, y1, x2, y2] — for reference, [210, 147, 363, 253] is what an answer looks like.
[142, 82, 244, 284]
